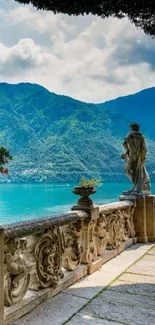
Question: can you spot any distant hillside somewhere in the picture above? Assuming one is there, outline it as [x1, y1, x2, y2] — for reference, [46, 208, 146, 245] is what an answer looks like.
[0, 82, 154, 183]
[100, 87, 155, 139]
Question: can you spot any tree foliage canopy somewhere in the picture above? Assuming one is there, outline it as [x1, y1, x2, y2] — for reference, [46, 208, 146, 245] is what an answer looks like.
[0, 146, 12, 174]
[14, 0, 155, 36]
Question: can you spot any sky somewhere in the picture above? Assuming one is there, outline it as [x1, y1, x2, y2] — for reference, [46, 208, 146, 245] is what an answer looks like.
[0, 0, 155, 103]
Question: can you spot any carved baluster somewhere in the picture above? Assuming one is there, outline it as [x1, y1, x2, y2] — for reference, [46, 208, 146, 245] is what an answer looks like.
[121, 207, 135, 241]
[121, 208, 131, 241]
[62, 220, 83, 271]
[34, 227, 64, 289]
[22, 227, 64, 291]
[129, 205, 136, 238]
[4, 238, 30, 307]
[81, 219, 97, 264]
[105, 211, 124, 249]
[94, 214, 108, 256]
[105, 207, 135, 251]
[21, 234, 39, 291]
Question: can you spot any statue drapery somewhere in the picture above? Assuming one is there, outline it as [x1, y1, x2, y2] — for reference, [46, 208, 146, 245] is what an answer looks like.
[122, 126, 151, 196]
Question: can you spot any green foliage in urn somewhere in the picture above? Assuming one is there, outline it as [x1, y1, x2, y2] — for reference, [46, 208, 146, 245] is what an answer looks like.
[73, 177, 102, 206]
[78, 177, 102, 188]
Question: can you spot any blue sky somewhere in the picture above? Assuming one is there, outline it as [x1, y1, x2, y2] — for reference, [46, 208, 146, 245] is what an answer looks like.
[0, 0, 155, 102]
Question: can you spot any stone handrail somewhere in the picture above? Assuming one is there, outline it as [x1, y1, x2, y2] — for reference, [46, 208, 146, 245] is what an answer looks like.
[0, 200, 137, 324]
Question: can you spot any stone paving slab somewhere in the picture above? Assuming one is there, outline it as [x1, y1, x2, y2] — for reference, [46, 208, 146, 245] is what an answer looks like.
[80, 298, 155, 325]
[66, 314, 122, 325]
[119, 272, 155, 284]
[64, 270, 115, 299]
[13, 293, 88, 325]
[116, 247, 153, 260]
[93, 289, 155, 309]
[125, 243, 153, 251]
[99, 243, 154, 274]
[133, 243, 154, 250]
[128, 256, 155, 277]
[147, 247, 155, 255]
[141, 254, 155, 261]
[110, 278, 155, 297]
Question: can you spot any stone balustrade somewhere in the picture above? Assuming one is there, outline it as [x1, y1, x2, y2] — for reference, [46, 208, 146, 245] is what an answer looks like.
[99, 201, 135, 250]
[2, 212, 86, 308]
[0, 196, 155, 325]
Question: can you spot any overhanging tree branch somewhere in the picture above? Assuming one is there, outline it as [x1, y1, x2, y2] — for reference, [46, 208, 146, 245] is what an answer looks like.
[13, 0, 155, 36]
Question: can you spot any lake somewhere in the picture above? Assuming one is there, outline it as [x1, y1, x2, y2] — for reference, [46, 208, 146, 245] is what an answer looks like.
[0, 182, 154, 225]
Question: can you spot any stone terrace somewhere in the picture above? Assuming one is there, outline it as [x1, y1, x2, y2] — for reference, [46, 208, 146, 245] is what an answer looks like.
[2, 195, 155, 325]
[13, 243, 155, 325]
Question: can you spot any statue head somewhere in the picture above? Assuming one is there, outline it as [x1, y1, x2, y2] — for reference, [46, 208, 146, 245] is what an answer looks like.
[129, 123, 140, 132]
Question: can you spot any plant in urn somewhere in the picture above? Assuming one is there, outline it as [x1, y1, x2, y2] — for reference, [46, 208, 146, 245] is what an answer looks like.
[73, 177, 102, 208]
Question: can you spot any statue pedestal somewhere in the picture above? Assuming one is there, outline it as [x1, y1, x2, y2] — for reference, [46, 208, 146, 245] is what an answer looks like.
[134, 196, 148, 243]
[120, 194, 155, 243]
[120, 195, 148, 243]
[146, 196, 155, 242]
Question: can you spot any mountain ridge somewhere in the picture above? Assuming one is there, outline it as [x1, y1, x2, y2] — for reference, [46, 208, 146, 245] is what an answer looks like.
[0, 82, 154, 183]
[2, 81, 155, 103]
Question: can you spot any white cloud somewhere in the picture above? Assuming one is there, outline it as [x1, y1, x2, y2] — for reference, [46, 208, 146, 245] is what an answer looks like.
[0, 38, 57, 76]
[6, 6, 75, 39]
[0, 1, 155, 102]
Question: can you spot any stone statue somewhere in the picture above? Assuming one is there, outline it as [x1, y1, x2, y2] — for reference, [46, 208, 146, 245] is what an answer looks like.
[121, 123, 151, 196]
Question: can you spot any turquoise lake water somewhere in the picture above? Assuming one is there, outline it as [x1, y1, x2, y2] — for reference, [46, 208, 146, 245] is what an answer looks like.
[0, 182, 154, 225]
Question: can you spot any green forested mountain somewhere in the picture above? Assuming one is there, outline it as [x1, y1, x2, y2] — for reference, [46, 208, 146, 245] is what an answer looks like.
[0, 82, 154, 183]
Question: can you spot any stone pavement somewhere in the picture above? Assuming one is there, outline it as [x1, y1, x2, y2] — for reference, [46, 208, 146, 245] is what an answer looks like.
[13, 243, 155, 325]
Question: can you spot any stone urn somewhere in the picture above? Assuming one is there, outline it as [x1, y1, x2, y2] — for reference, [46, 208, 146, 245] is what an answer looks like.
[73, 186, 96, 207]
